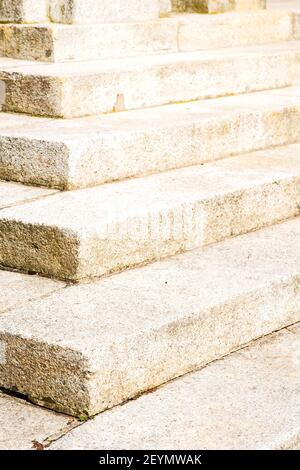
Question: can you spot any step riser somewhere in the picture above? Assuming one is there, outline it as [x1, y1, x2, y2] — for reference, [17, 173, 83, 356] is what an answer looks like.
[0, 245, 298, 416]
[0, 51, 297, 118]
[295, 14, 300, 39]
[0, 13, 294, 62]
[0, 169, 299, 281]
[49, 0, 266, 24]
[1, 103, 300, 190]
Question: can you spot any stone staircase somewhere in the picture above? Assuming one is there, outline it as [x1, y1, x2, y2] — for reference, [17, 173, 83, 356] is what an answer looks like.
[0, 0, 299, 426]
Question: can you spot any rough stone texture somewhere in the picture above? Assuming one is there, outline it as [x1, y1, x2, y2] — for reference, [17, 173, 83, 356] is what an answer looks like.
[49, 0, 160, 24]
[0, 41, 298, 118]
[0, 20, 178, 62]
[268, 0, 300, 13]
[172, 0, 266, 13]
[51, 326, 300, 450]
[0, 86, 300, 189]
[0, 0, 47, 23]
[0, 392, 75, 450]
[0, 145, 300, 281]
[0, 11, 294, 62]
[0, 270, 64, 314]
[0, 181, 56, 209]
[0, 217, 299, 416]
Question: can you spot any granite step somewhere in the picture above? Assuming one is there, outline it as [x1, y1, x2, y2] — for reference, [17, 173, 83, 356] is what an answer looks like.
[0, 217, 299, 416]
[51, 323, 300, 449]
[1, 86, 300, 190]
[0, 11, 295, 62]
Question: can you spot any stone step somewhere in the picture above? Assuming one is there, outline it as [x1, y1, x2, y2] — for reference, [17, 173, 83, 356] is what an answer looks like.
[48, 0, 266, 24]
[0, 0, 48, 24]
[0, 11, 295, 62]
[50, 324, 300, 449]
[49, 0, 160, 24]
[0, 86, 299, 190]
[0, 269, 64, 315]
[269, 1, 300, 44]
[0, 144, 300, 281]
[0, 41, 299, 118]
[0, 216, 299, 417]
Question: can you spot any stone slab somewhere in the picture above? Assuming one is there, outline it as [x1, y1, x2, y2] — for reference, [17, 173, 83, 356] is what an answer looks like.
[49, 0, 160, 24]
[51, 325, 300, 449]
[0, 392, 75, 450]
[0, 217, 299, 416]
[0, 41, 298, 117]
[0, 144, 300, 281]
[0, 11, 294, 62]
[0, 0, 47, 23]
[1, 86, 300, 190]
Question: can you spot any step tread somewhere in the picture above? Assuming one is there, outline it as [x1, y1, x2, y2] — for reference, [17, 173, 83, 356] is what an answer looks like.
[51, 323, 300, 450]
[269, 0, 300, 13]
[0, 216, 299, 415]
[1, 40, 299, 75]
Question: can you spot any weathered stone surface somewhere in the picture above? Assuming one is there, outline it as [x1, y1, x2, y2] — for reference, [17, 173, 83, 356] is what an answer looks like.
[49, 0, 160, 24]
[172, 0, 266, 13]
[0, 11, 294, 62]
[0, 270, 64, 314]
[0, 392, 75, 450]
[0, 217, 299, 416]
[51, 326, 300, 449]
[0, 0, 47, 23]
[177, 11, 294, 52]
[0, 145, 299, 281]
[0, 181, 56, 209]
[0, 86, 300, 189]
[0, 41, 298, 118]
